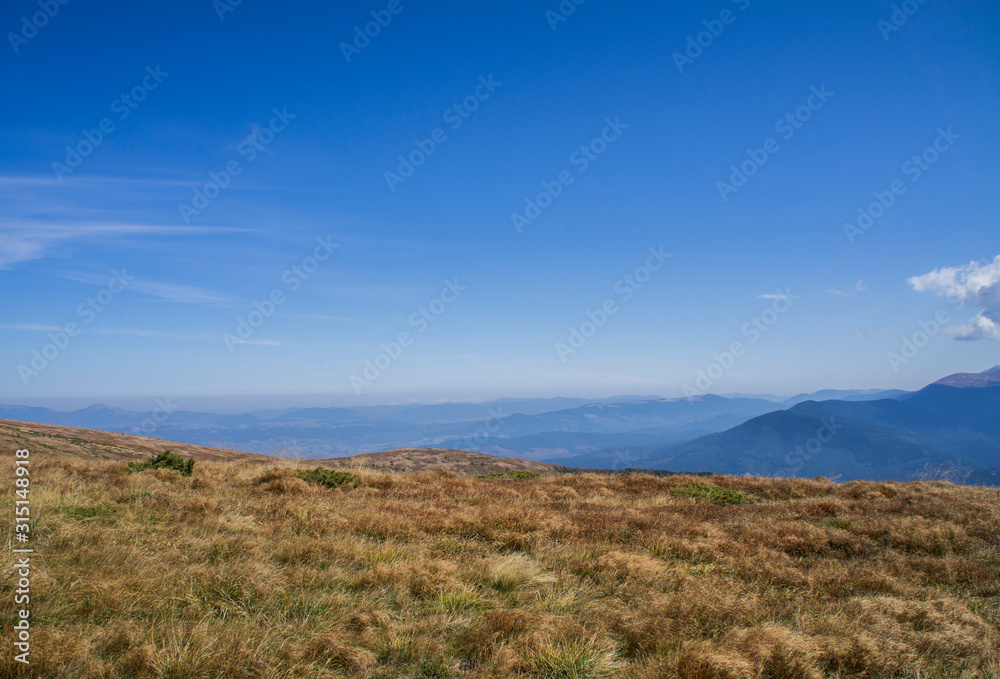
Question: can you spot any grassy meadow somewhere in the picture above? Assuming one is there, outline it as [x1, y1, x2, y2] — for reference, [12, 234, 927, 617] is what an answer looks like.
[2, 443, 999, 678]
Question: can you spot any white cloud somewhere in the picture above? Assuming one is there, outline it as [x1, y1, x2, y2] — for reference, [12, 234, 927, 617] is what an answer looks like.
[908, 255, 1000, 340]
[947, 314, 1000, 341]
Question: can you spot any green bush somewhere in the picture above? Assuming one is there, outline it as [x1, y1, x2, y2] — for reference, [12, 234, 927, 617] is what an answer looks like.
[127, 450, 195, 477]
[297, 467, 359, 489]
[673, 482, 755, 506]
[478, 470, 542, 480]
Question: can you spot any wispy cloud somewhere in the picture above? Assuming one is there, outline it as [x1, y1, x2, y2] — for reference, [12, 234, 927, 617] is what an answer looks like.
[0, 174, 194, 189]
[281, 312, 367, 323]
[829, 280, 867, 297]
[0, 220, 250, 269]
[50, 270, 235, 305]
[0, 171, 255, 268]
[0, 323, 67, 332]
[93, 328, 217, 341]
[225, 338, 282, 347]
[908, 255, 1000, 340]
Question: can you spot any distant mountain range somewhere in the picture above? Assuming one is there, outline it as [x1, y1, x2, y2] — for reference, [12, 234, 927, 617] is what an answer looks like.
[643, 366, 1000, 483]
[0, 394, 790, 459]
[2, 367, 997, 484]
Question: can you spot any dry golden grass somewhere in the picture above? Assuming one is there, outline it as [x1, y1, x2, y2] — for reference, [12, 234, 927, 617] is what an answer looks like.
[1, 436, 999, 678]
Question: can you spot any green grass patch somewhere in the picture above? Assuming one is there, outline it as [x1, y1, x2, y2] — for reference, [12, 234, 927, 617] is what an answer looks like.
[672, 482, 755, 506]
[127, 450, 195, 476]
[818, 517, 854, 530]
[297, 467, 359, 489]
[478, 471, 542, 480]
[57, 503, 118, 523]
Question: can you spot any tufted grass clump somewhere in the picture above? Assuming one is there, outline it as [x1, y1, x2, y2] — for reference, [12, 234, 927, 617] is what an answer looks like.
[529, 638, 623, 678]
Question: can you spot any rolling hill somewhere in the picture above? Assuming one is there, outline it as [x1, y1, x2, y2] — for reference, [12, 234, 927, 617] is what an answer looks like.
[0, 419, 568, 475]
[315, 448, 572, 475]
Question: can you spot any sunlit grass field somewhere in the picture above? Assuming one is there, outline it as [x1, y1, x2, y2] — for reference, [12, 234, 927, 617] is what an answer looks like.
[2, 450, 999, 678]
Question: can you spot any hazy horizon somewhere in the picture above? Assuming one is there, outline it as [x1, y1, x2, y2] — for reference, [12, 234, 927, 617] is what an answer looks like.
[4, 363, 994, 414]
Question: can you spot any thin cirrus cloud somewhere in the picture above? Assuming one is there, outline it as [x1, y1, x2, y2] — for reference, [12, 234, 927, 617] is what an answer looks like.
[92, 329, 284, 347]
[0, 174, 195, 189]
[50, 270, 236, 305]
[0, 220, 251, 269]
[0, 323, 68, 332]
[908, 255, 1000, 341]
[1, 171, 254, 268]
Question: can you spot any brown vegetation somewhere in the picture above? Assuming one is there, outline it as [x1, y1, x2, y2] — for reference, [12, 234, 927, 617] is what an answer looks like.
[1, 425, 999, 678]
[316, 448, 569, 475]
[0, 420, 567, 475]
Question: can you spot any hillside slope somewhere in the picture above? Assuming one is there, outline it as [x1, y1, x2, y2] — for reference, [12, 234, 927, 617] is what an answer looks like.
[0, 419, 567, 475]
[3, 443, 998, 678]
[0, 418, 276, 464]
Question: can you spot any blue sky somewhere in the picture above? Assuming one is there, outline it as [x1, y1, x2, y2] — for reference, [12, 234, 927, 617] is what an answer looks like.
[1, 0, 999, 408]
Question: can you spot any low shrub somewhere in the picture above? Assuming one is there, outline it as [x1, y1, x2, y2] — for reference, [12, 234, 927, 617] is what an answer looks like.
[479, 470, 542, 480]
[673, 482, 755, 506]
[126, 450, 195, 477]
[297, 467, 359, 489]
